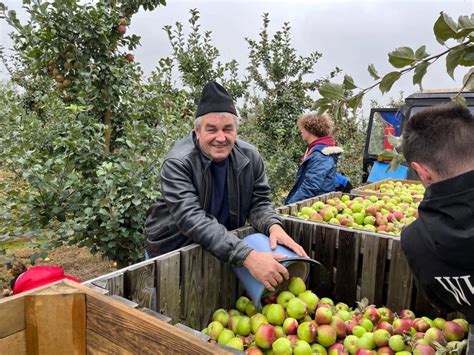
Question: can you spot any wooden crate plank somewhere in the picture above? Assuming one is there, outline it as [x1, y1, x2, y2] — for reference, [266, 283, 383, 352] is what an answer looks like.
[85, 293, 225, 354]
[90, 271, 125, 297]
[86, 284, 109, 296]
[201, 250, 221, 327]
[219, 262, 238, 311]
[109, 295, 139, 308]
[334, 229, 360, 304]
[139, 307, 172, 323]
[311, 223, 337, 297]
[360, 233, 388, 305]
[124, 261, 156, 310]
[386, 240, 414, 312]
[232, 226, 255, 239]
[25, 293, 86, 355]
[86, 330, 133, 355]
[0, 296, 24, 338]
[155, 250, 181, 324]
[175, 323, 211, 342]
[180, 244, 204, 330]
[0, 330, 26, 355]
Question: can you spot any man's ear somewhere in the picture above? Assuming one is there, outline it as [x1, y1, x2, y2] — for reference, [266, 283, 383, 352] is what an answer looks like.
[410, 161, 436, 186]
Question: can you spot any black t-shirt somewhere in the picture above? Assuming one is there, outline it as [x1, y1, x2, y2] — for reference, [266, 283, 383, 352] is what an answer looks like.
[209, 159, 230, 226]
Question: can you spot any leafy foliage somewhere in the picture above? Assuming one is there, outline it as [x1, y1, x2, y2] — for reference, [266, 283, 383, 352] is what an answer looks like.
[240, 14, 343, 203]
[161, 9, 249, 103]
[315, 12, 474, 115]
[0, 0, 182, 265]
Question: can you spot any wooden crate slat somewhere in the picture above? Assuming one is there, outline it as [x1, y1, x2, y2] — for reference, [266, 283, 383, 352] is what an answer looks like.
[386, 240, 414, 312]
[90, 271, 125, 297]
[124, 261, 156, 310]
[0, 296, 24, 338]
[139, 307, 172, 323]
[109, 295, 139, 308]
[86, 329, 134, 355]
[311, 223, 337, 296]
[155, 250, 181, 324]
[180, 244, 204, 330]
[334, 229, 360, 304]
[360, 233, 388, 306]
[219, 262, 238, 311]
[85, 293, 222, 354]
[25, 293, 86, 355]
[0, 330, 26, 355]
[201, 250, 222, 327]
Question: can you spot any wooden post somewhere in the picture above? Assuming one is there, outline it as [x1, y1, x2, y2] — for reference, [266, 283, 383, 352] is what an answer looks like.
[25, 293, 86, 355]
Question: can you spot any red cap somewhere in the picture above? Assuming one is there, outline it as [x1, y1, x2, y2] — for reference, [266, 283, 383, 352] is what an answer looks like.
[12, 266, 80, 294]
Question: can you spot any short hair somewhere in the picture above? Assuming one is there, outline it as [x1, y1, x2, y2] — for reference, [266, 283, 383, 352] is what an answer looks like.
[297, 112, 334, 137]
[401, 102, 474, 178]
[194, 112, 240, 130]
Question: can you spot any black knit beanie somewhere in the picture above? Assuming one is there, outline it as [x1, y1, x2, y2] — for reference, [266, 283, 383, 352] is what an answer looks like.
[195, 81, 237, 118]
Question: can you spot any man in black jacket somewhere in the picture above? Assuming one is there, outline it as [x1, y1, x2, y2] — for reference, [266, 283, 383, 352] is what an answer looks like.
[145, 81, 307, 291]
[400, 102, 474, 322]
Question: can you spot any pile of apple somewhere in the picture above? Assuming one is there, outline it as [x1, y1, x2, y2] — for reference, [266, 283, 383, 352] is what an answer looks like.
[202, 277, 469, 354]
[360, 181, 425, 201]
[291, 194, 420, 236]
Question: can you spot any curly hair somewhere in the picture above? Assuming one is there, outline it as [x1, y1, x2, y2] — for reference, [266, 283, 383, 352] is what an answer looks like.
[297, 112, 334, 137]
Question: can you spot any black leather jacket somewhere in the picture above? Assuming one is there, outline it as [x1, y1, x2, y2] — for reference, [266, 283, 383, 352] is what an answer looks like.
[145, 131, 282, 266]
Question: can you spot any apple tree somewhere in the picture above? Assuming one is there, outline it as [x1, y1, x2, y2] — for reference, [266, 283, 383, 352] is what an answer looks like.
[0, 0, 181, 266]
[239, 13, 341, 202]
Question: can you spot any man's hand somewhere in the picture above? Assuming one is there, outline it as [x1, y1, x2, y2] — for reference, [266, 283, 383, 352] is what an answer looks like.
[269, 224, 308, 258]
[243, 251, 289, 291]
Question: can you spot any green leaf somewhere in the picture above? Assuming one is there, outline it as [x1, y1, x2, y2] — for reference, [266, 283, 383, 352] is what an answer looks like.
[460, 46, 474, 67]
[414, 45, 429, 60]
[387, 134, 402, 148]
[388, 47, 416, 68]
[318, 82, 344, 100]
[388, 151, 404, 172]
[347, 92, 364, 111]
[463, 68, 474, 91]
[452, 94, 467, 108]
[379, 71, 401, 94]
[343, 75, 357, 90]
[446, 47, 464, 79]
[456, 15, 474, 39]
[367, 64, 380, 80]
[413, 62, 430, 89]
[433, 12, 458, 44]
[313, 98, 333, 113]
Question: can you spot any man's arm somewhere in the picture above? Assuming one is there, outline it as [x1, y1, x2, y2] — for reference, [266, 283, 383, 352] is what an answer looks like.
[247, 154, 307, 258]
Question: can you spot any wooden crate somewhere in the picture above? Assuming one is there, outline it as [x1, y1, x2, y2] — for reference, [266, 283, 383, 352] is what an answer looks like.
[350, 178, 423, 200]
[83, 226, 257, 332]
[82, 222, 470, 349]
[276, 191, 448, 319]
[0, 280, 230, 355]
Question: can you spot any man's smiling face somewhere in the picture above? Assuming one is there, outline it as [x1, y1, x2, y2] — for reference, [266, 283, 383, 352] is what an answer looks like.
[195, 112, 237, 162]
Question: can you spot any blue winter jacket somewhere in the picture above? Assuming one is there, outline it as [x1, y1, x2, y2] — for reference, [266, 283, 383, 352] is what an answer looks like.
[285, 144, 343, 204]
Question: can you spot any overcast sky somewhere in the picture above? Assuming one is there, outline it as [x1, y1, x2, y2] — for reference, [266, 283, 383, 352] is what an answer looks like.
[1, 0, 473, 114]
